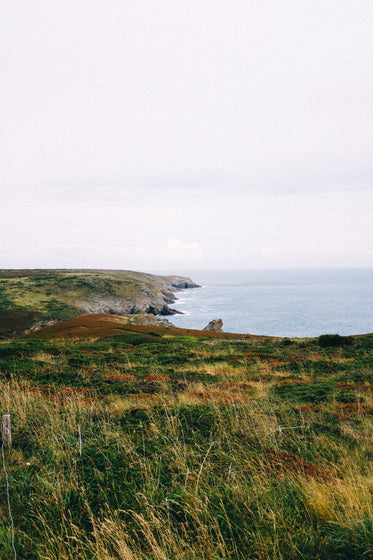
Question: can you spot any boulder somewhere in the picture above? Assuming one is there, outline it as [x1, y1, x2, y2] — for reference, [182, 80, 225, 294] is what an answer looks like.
[203, 319, 223, 332]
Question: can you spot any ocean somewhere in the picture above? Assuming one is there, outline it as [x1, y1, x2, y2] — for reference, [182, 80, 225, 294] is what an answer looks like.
[169, 269, 373, 337]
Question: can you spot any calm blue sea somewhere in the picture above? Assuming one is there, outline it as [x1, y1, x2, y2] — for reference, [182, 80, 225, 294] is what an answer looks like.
[169, 269, 373, 337]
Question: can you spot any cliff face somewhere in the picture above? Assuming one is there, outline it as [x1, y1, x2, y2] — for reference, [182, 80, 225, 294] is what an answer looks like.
[73, 271, 200, 316]
[0, 269, 200, 336]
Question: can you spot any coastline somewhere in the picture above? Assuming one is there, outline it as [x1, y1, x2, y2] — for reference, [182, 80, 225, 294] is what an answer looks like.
[169, 268, 373, 337]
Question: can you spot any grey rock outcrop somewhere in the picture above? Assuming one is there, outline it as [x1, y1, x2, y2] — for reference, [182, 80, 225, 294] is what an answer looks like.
[203, 319, 223, 332]
[74, 273, 200, 317]
[75, 295, 180, 317]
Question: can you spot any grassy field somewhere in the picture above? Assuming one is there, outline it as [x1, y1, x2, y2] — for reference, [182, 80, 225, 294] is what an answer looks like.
[0, 320, 372, 559]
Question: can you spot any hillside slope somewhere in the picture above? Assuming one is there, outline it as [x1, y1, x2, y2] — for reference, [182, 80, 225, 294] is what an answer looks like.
[0, 269, 199, 337]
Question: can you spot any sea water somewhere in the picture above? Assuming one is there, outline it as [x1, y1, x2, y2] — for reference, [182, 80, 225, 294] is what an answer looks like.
[169, 269, 373, 337]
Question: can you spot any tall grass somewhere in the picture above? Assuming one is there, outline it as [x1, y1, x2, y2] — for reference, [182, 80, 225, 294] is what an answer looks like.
[1, 334, 372, 559]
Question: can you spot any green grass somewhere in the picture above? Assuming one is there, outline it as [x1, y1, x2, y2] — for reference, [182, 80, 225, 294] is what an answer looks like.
[0, 330, 372, 559]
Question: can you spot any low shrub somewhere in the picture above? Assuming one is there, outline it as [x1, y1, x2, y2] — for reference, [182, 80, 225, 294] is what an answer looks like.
[318, 334, 354, 348]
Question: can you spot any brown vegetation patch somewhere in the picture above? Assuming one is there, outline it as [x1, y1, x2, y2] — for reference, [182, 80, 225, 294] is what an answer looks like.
[356, 383, 373, 392]
[334, 402, 373, 420]
[143, 374, 171, 383]
[336, 383, 355, 391]
[83, 365, 98, 373]
[32, 314, 255, 340]
[25, 385, 94, 403]
[264, 449, 335, 481]
[32, 314, 138, 339]
[108, 373, 136, 383]
[268, 357, 290, 366]
[295, 405, 321, 413]
[336, 383, 372, 393]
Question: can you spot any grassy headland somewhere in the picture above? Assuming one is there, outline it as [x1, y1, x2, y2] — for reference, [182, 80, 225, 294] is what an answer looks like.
[0, 269, 199, 337]
[0, 314, 372, 559]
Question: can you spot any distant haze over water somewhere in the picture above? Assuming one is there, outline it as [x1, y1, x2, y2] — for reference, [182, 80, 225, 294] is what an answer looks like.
[170, 269, 373, 337]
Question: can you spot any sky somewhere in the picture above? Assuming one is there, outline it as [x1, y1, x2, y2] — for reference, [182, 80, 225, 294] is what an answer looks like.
[1, 0, 373, 272]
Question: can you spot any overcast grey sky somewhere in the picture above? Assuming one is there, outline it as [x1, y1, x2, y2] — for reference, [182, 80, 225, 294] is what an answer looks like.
[1, 0, 372, 271]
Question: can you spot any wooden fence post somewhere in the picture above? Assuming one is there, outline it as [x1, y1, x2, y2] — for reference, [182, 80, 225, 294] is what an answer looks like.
[2, 414, 12, 449]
